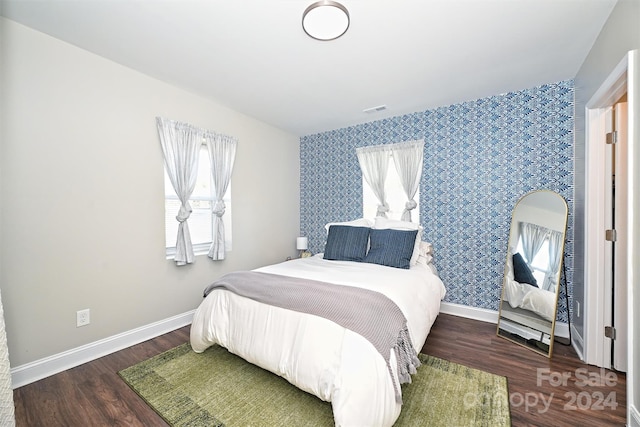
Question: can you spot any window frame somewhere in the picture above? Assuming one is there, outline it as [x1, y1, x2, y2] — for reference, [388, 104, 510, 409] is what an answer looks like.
[362, 153, 420, 222]
[164, 143, 232, 258]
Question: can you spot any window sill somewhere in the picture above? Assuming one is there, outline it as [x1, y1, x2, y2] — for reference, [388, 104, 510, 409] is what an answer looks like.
[165, 243, 232, 260]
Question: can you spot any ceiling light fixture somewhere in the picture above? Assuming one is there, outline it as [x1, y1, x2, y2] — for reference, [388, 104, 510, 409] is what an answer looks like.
[302, 1, 350, 41]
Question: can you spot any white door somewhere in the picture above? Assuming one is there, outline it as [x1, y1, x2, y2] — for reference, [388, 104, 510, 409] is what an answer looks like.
[604, 101, 628, 372]
[603, 106, 615, 369]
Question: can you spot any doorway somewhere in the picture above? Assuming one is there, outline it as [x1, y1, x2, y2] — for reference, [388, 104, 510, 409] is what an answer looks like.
[584, 51, 636, 372]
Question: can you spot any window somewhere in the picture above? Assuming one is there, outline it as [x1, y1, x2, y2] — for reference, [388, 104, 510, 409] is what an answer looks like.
[164, 144, 232, 257]
[516, 238, 550, 287]
[362, 154, 420, 221]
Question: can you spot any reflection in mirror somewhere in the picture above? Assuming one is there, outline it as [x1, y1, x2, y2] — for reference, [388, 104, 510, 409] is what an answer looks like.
[497, 190, 568, 357]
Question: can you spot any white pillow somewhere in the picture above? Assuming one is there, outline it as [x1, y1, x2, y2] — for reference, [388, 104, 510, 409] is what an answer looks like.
[325, 218, 374, 234]
[372, 217, 423, 266]
[505, 246, 515, 280]
[417, 241, 434, 265]
[419, 241, 433, 256]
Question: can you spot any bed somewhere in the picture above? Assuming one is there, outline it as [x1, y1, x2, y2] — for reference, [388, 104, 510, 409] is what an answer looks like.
[503, 249, 557, 322]
[190, 218, 446, 427]
[503, 276, 557, 322]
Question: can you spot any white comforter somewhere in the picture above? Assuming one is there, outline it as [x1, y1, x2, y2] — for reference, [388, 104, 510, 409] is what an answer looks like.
[190, 254, 446, 427]
[503, 276, 556, 322]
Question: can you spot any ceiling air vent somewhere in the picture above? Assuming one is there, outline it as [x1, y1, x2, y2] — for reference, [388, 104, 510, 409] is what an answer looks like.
[363, 105, 387, 114]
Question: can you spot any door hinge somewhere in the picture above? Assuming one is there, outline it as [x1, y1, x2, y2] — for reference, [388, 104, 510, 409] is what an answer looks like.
[605, 326, 616, 340]
[606, 131, 618, 144]
[605, 229, 617, 242]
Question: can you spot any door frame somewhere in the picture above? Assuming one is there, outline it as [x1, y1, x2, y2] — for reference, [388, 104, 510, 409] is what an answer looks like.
[584, 52, 632, 366]
[584, 49, 638, 426]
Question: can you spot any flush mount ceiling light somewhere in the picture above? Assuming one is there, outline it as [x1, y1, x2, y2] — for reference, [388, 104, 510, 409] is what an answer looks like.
[302, 1, 350, 41]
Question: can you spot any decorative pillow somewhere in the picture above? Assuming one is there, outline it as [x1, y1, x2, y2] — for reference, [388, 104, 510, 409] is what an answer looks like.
[323, 225, 371, 262]
[512, 252, 538, 286]
[325, 218, 374, 234]
[364, 228, 419, 269]
[372, 217, 423, 266]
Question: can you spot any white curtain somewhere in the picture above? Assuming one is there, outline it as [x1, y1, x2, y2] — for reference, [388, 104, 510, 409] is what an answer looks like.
[519, 222, 548, 266]
[544, 230, 564, 291]
[356, 145, 391, 217]
[156, 117, 202, 266]
[391, 140, 424, 221]
[204, 131, 237, 260]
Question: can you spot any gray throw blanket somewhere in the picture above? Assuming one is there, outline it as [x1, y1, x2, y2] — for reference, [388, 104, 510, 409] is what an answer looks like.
[203, 271, 421, 403]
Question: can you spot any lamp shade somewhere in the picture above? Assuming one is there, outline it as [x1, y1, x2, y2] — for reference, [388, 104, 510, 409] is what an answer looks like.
[296, 237, 309, 251]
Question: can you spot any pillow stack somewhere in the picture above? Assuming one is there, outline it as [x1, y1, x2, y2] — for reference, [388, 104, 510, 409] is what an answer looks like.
[322, 217, 426, 269]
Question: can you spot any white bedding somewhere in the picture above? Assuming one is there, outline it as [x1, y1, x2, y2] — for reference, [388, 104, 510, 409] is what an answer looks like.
[190, 254, 446, 427]
[503, 276, 556, 322]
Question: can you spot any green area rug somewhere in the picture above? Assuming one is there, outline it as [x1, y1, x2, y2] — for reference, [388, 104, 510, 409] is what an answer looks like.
[119, 343, 510, 426]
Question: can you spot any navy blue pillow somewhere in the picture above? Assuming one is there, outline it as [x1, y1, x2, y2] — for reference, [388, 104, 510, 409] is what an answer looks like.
[512, 252, 538, 286]
[364, 228, 418, 269]
[323, 225, 371, 262]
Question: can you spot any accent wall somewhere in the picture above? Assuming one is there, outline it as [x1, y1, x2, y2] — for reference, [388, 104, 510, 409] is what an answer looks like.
[300, 80, 574, 320]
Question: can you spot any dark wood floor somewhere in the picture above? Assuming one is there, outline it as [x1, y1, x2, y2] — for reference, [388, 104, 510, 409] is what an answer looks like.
[422, 314, 626, 426]
[13, 313, 626, 426]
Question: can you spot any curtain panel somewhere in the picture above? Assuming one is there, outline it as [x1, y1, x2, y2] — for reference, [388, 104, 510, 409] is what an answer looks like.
[356, 139, 424, 219]
[356, 145, 391, 217]
[544, 230, 564, 291]
[391, 140, 425, 221]
[156, 117, 202, 266]
[204, 131, 237, 261]
[519, 222, 549, 266]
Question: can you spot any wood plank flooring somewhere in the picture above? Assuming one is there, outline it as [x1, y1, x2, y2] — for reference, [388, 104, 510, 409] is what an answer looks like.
[421, 314, 626, 426]
[13, 313, 626, 426]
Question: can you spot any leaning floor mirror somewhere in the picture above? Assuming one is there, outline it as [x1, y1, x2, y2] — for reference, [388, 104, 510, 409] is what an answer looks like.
[497, 190, 568, 357]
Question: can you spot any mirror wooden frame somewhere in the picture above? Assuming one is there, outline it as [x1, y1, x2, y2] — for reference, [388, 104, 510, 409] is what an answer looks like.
[496, 190, 568, 357]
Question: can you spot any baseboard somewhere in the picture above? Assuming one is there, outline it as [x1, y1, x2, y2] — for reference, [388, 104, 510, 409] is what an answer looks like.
[7, 303, 579, 389]
[500, 318, 550, 342]
[630, 405, 640, 427]
[10, 310, 195, 389]
[440, 302, 570, 338]
[554, 321, 570, 339]
[440, 302, 498, 323]
[570, 323, 585, 361]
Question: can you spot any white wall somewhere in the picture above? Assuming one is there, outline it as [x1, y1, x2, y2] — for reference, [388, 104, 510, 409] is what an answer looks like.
[0, 18, 300, 368]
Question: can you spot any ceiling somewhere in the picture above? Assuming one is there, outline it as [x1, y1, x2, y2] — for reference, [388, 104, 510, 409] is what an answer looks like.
[0, 0, 617, 136]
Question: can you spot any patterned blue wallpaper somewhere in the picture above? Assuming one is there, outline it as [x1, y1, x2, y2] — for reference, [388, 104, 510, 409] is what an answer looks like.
[300, 80, 574, 321]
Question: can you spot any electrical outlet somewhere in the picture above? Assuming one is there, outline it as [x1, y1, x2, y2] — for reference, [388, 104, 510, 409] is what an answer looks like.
[76, 309, 90, 327]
